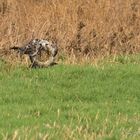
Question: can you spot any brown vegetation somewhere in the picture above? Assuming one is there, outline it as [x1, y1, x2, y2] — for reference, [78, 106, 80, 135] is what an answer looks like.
[0, 0, 140, 64]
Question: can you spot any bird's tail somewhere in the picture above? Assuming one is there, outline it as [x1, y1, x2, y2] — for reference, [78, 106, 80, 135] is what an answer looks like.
[10, 46, 20, 50]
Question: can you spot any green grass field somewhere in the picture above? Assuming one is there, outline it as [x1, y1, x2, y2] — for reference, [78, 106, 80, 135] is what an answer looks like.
[0, 61, 140, 140]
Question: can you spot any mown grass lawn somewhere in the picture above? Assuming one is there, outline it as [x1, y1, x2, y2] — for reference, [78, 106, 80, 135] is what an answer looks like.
[0, 62, 140, 140]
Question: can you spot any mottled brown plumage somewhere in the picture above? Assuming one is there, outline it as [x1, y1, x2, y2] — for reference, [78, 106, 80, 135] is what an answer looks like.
[10, 39, 58, 68]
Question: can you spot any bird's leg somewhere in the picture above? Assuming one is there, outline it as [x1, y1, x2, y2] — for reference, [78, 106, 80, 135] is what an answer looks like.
[29, 55, 37, 68]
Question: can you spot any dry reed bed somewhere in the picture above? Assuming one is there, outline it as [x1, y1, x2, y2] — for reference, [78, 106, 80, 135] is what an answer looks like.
[0, 0, 140, 63]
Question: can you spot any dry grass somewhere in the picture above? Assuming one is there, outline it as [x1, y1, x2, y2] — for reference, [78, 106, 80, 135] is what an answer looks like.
[0, 0, 140, 64]
[1, 113, 140, 140]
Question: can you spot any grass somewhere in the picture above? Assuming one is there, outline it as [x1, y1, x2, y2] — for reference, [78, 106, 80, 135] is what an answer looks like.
[0, 1, 140, 139]
[0, 60, 140, 140]
[0, 0, 140, 59]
